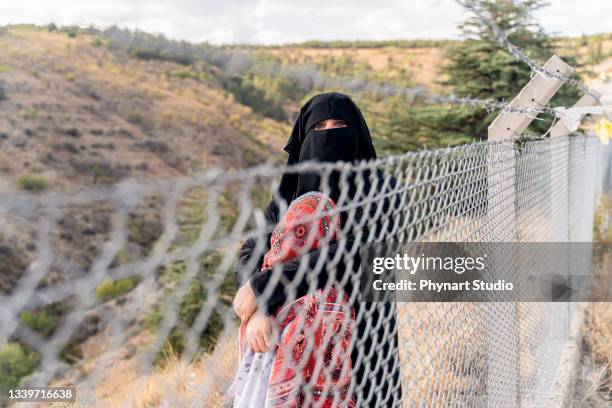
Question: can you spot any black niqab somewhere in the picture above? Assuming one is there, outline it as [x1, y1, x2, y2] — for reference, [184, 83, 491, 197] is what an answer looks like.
[277, 92, 377, 205]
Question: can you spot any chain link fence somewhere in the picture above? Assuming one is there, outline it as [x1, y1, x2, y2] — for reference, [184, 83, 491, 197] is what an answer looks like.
[0, 134, 610, 407]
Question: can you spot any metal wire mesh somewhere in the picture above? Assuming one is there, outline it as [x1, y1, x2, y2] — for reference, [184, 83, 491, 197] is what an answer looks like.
[0, 135, 610, 407]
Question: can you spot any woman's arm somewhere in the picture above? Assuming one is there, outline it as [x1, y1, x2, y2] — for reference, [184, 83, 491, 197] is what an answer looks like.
[248, 176, 401, 314]
[247, 199, 371, 315]
[248, 238, 354, 315]
[234, 200, 279, 287]
[233, 199, 284, 323]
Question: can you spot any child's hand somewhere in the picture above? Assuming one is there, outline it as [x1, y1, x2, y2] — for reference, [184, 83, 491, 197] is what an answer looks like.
[246, 310, 278, 353]
[233, 281, 257, 323]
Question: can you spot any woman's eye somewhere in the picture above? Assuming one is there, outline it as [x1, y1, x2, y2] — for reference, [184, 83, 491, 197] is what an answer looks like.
[312, 120, 346, 131]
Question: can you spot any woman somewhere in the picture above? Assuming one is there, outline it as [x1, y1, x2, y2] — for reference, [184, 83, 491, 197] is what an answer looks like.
[233, 92, 402, 407]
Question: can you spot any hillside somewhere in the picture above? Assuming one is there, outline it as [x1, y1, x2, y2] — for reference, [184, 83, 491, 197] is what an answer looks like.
[0, 26, 459, 196]
[260, 44, 447, 91]
[2, 25, 611, 287]
[2, 27, 611, 195]
[0, 27, 290, 193]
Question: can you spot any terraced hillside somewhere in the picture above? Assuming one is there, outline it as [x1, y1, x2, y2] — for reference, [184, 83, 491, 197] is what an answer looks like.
[0, 26, 290, 193]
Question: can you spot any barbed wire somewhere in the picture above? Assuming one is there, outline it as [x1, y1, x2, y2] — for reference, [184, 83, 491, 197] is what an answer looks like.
[2, 83, 558, 118]
[421, 91, 558, 115]
[241, 59, 560, 116]
[456, 0, 600, 100]
[4, 6, 600, 123]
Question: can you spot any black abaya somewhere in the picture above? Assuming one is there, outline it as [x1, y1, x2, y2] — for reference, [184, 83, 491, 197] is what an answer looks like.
[235, 92, 403, 407]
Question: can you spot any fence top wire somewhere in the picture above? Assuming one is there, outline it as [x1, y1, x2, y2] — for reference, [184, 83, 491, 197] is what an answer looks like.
[456, 0, 600, 101]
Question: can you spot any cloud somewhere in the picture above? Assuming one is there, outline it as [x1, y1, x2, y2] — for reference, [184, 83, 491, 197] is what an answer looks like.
[535, 0, 612, 37]
[0, 0, 609, 45]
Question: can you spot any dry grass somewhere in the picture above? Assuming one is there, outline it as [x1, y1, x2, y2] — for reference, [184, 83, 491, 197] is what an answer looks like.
[110, 333, 236, 408]
[574, 360, 612, 408]
[397, 303, 488, 406]
[578, 194, 612, 404]
[58, 325, 239, 408]
[582, 302, 612, 396]
[266, 46, 446, 90]
[127, 328, 237, 408]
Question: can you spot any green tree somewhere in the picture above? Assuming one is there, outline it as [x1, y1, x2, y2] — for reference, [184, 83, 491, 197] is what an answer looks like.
[445, 0, 555, 98]
[379, 0, 581, 152]
[0, 343, 39, 399]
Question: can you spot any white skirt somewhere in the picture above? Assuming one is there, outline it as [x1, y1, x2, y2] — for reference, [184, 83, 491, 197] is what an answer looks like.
[227, 347, 276, 408]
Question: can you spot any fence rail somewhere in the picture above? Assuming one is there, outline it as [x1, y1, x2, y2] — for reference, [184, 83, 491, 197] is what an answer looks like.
[0, 134, 610, 407]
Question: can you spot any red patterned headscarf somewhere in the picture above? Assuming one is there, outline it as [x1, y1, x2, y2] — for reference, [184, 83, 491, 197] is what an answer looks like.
[237, 192, 355, 408]
[262, 191, 340, 270]
[266, 192, 354, 407]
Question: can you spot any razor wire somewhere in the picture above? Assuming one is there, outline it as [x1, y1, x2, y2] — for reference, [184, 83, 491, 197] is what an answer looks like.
[0, 75, 558, 118]
[0, 134, 610, 407]
[456, 0, 599, 100]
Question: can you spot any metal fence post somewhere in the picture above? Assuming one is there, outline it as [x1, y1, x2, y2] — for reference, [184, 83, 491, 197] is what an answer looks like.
[485, 55, 573, 407]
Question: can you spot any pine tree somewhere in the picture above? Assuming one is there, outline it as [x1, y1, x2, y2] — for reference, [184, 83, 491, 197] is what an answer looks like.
[444, 0, 551, 98]
[378, 0, 581, 153]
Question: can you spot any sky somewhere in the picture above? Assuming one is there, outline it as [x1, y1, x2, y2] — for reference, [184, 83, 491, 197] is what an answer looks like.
[1, 0, 611, 45]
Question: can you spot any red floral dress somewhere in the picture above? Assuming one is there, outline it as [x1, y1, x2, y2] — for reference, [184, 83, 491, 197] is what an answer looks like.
[237, 192, 355, 408]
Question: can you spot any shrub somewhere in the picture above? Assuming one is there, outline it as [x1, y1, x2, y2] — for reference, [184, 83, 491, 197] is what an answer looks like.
[91, 37, 104, 47]
[129, 48, 192, 65]
[126, 111, 145, 125]
[20, 108, 38, 119]
[223, 74, 298, 121]
[127, 211, 163, 255]
[125, 111, 154, 132]
[96, 275, 140, 301]
[0, 343, 39, 398]
[171, 69, 197, 80]
[17, 174, 47, 192]
[150, 280, 224, 364]
[61, 127, 80, 138]
[0, 81, 6, 100]
[20, 303, 63, 338]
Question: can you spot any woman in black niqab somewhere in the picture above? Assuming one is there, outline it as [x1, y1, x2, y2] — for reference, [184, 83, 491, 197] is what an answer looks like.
[278, 91, 377, 205]
[234, 92, 402, 407]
